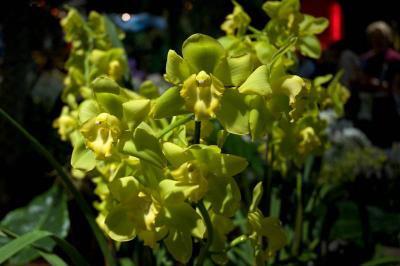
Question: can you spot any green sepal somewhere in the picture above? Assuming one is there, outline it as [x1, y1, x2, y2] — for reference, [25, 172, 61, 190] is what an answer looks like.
[122, 99, 151, 130]
[138, 80, 160, 99]
[189, 145, 248, 177]
[250, 182, 263, 212]
[78, 99, 100, 124]
[272, 75, 305, 105]
[182, 34, 226, 74]
[259, 217, 287, 255]
[95, 92, 125, 119]
[247, 95, 272, 140]
[239, 65, 272, 96]
[162, 142, 192, 168]
[91, 76, 121, 94]
[298, 35, 321, 59]
[162, 202, 206, 263]
[104, 205, 137, 242]
[216, 88, 250, 135]
[108, 176, 140, 203]
[151, 87, 188, 119]
[313, 74, 332, 87]
[228, 53, 253, 86]
[70, 131, 96, 172]
[209, 212, 235, 265]
[122, 123, 166, 168]
[262, 0, 300, 19]
[254, 41, 277, 65]
[299, 15, 329, 35]
[205, 177, 241, 217]
[164, 50, 191, 84]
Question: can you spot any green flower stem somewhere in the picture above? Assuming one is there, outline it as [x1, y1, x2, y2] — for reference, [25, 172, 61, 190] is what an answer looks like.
[263, 137, 274, 216]
[83, 24, 94, 88]
[248, 25, 262, 35]
[0, 108, 116, 266]
[193, 120, 213, 265]
[228, 235, 249, 250]
[196, 200, 214, 266]
[193, 120, 201, 145]
[156, 114, 194, 139]
[291, 172, 303, 256]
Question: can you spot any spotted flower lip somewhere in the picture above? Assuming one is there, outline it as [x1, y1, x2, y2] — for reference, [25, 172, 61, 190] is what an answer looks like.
[180, 71, 225, 121]
[80, 112, 122, 159]
[170, 160, 209, 202]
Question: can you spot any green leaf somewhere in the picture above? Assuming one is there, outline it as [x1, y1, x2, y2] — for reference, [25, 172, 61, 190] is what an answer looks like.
[362, 256, 400, 266]
[0, 108, 117, 266]
[216, 88, 250, 135]
[165, 50, 191, 84]
[0, 229, 88, 266]
[70, 131, 96, 171]
[250, 182, 263, 211]
[151, 86, 188, 119]
[239, 65, 272, 96]
[299, 35, 321, 59]
[0, 186, 70, 265]
[39, 251, 68, 266]
[182, 34, 226, 74]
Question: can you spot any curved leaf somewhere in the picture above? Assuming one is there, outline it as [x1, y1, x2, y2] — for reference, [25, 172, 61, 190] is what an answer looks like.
[0, 229, 88, 266]
[0, 186, 70, 265]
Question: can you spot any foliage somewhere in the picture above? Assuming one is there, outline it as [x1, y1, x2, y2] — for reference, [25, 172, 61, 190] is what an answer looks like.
[0, 186, 69, 265]
[6, 0, 389, 265]
[49, 0, 349, 264]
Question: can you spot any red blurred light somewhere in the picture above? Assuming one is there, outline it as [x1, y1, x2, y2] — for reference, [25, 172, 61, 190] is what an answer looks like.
[330, 2, 343, 42]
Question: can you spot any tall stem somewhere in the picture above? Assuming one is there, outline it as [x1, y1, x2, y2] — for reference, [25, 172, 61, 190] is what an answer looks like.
[193, 120, 201, 145]
[193, 120, 214, 266]
[263, 136, 274, 215]
[292, 172, 303, 256]
[196, 200, 214, 266]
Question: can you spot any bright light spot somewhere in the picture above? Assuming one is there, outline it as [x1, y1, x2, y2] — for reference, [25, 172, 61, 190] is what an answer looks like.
[121, 13, 131, 22]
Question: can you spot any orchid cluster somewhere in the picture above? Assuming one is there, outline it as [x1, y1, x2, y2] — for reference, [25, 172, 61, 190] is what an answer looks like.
[54, 0, 349, 264]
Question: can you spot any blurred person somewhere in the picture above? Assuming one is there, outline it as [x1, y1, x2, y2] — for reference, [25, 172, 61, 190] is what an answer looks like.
[354, 20, 400, 148]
